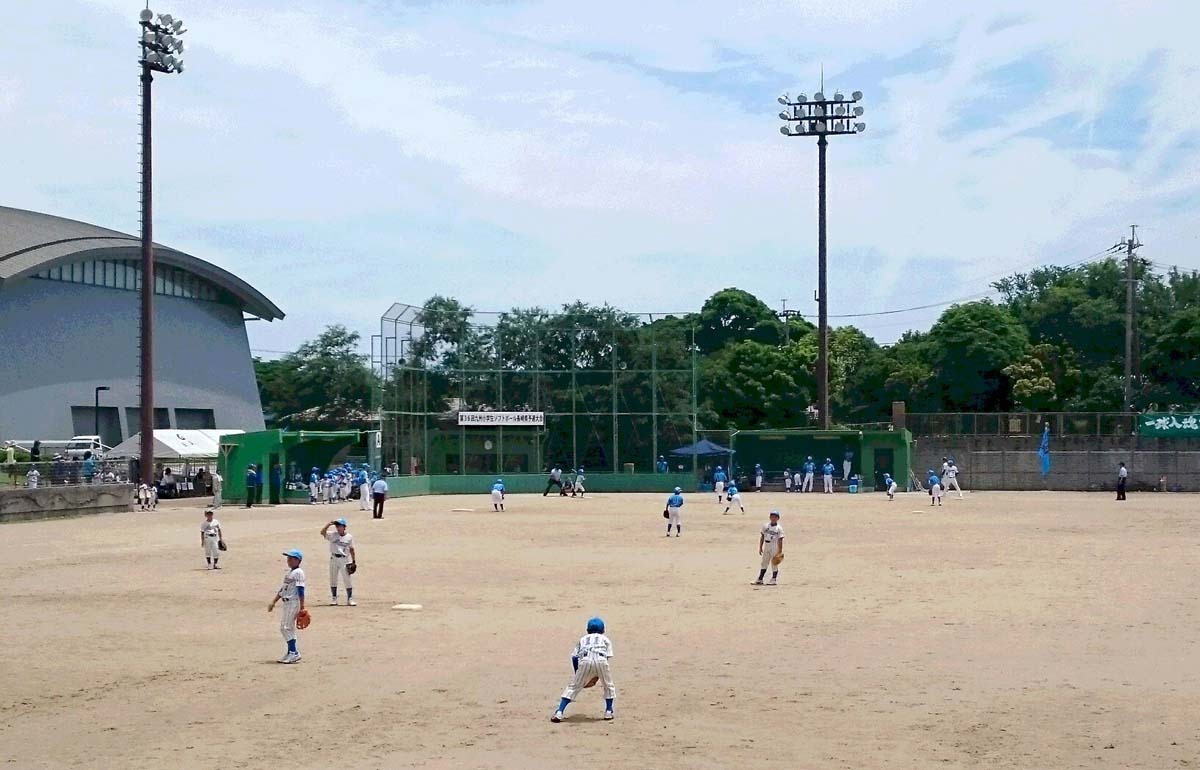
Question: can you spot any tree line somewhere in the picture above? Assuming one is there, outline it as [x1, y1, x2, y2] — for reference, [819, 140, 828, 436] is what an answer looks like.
[254, 256, 1200, 430]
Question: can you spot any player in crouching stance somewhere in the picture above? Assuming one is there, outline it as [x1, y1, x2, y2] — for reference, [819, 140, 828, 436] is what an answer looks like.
[491, 478, 506, 511]
[754, 510, 784, 586]
[664, 486, 684, 537]
[268, 549, 307, 663]
[321, 518, 357, 606]
[722, 483, 745, 515]
[883, 472, 897, 500]
[200, 508, 224, 569]
[927, 469, 943, 507]
[552, 616, 615, 723]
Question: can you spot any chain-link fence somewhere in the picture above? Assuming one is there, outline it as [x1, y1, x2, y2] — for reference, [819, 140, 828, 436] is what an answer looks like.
[907, 412, 1137, 437]
[373, 303, 699, 476]
[2, 458, 220, 497]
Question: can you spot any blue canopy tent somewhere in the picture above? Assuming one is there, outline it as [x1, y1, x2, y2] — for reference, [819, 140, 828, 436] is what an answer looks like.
[669, 438, 734, 457]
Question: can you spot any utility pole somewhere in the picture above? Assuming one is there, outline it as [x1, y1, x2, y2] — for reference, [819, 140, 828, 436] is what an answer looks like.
[778, 299, 802, 343]
[1120, 225, 1142, 411]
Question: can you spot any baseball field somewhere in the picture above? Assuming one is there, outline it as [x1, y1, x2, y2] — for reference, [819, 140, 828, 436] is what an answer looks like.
[2, 490, 1198, 769]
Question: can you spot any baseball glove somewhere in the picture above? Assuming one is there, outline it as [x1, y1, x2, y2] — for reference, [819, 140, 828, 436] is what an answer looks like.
[583, 676, 600, 688]
[662, 508, 669, 519]
[217, 540, 227, 551]
[771, 553, 785, 566]
[347, 562, 357, 575]
[296, 609, 311, 630]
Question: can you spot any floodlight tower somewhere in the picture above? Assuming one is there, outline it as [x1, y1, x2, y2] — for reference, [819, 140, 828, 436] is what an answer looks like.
[137, 8, 186, 482]
[777, 88, 864, 429]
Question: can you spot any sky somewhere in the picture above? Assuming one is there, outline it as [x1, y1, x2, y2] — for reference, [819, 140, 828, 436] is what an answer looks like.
[1, 0, 1198, 358]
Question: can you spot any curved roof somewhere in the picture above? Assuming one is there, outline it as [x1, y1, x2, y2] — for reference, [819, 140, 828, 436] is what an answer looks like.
[0, 206, 284, 321]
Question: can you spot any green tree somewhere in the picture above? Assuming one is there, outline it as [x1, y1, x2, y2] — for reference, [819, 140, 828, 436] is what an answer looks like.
[700, 340, 814, 428]
[696, 288, 782, 353]
[1143, 306, 1200, 407]
[256, 324, 376, 428]
[927, 301, 1028, 410]
[1003, 343, 1080, 411]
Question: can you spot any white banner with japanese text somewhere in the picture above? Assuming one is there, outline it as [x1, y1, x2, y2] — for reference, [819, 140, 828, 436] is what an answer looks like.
[457, 411, 545, 427]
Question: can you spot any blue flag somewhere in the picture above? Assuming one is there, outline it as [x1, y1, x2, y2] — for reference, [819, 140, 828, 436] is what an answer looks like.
[1037, 425, 1051, 476]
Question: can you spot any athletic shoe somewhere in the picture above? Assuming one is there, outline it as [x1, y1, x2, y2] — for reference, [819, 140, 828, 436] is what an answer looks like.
[282, 653, 301, 664]
[329, 599, 338, 606]
[604, 711, 614, 720]
[767, 579, 778, 586]
[551, 711, 564, 723]
[752, 580, 764, 585]
[213, 565, 221, 570]
[347, 599, 357, 606]
[277, 654, 293, 663]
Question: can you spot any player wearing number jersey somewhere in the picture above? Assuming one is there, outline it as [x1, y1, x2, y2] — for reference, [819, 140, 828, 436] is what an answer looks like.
[200, 509, 223, 569]
[713, 466, 727, 501]
[491, 479, 506, 511]
[753, 511, 785, 586]
[321, 518, 357, 606]
[802, 457, 815, 493]
[883, 473, 897, 500]
[551, 617, 615, 722]
[665, 487, 684, 537]
[268, 549, 306, 663]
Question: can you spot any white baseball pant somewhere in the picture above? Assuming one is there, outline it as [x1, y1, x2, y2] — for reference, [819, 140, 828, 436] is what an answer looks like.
[714, 481, 725, 499]
[843, 460, 851, 480]
[887, 482, 897, 499]
[945, 478, 962, 497]
[203, 535, 220, 559]
[330, 556, 354, 590]
[784, 477, 792, 491]
[930, 483, 943, 503]
[760, 542, 780, 570]
[563, 656, 615, 700]
[491, 489, 504, 505]
[823, 474, 833, 493]
[755, 474, 763, 490]
[212, 488, 223, 510]
[359, 483, 371, 510]
[667, 505, 681, 528]
[802, 472, 813, 492]
[309, 482, 318, 502]
[279, 600, 299, 642]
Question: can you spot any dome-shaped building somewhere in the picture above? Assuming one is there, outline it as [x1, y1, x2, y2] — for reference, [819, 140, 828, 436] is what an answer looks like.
[0, 206, 284, 446]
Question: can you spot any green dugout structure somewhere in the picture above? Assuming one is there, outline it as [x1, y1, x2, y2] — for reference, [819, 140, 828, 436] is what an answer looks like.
[383, 471, 696, 499]
[730, 428, 912, 491]
[218, 430, 363, 503]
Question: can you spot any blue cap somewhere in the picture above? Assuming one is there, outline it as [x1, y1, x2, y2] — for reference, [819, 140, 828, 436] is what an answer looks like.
[674, 486, 682, 493]
[769, 510, 781, 517]
[283, 549, 303, 560]
[587, 616, 605, 634]
[496, 479, 503, 483]
[335, 518, 347, 526]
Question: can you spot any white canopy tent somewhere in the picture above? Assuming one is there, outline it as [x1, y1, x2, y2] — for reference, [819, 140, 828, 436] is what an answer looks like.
[105, 429, 244, 460]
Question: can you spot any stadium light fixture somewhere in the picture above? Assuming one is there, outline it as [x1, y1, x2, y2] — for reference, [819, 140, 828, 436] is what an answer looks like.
[776, 83, 866, 429]
[135, 7, 187, 483]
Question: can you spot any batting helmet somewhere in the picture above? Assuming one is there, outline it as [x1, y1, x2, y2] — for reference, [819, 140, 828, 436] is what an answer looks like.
[586, 616, 605, 634]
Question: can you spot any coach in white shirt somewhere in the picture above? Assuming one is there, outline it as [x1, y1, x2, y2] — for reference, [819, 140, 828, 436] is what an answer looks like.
[371, 477, 388, 519]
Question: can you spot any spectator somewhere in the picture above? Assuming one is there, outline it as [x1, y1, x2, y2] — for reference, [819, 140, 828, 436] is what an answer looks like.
[82, 451, 97, 484]
[161, 467, 177, 497]
[51, 454, 66, 485]
[30, 440, 41, 463]
[270, 462, 283, 505]
[211, 469, 223, 510]
[245, 465, 257, 508]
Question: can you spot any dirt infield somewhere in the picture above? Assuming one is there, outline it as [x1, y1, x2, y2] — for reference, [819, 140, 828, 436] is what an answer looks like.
[2, 491, 1198, 769]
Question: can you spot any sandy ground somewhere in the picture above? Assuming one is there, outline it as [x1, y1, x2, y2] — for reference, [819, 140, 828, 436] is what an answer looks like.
[2, 490, 1199, 769]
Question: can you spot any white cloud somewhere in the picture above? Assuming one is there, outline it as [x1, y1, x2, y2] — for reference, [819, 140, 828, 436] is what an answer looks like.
[0, 0, 1196, 354]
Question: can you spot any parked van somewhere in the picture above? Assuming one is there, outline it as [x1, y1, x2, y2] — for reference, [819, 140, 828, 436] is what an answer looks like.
[64, 435, 105, 459]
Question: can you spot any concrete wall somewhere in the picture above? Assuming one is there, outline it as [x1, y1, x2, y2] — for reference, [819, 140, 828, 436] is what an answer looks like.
[0, 279, 266, 443]
[0, 483, 134, 522]
[913, 435, 1200, 491]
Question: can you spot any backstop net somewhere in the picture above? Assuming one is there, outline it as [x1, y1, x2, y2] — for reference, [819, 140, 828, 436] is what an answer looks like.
[373, 303, 698, 476]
